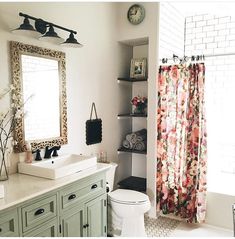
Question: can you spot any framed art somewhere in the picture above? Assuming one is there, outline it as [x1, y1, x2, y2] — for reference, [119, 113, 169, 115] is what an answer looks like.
[130, 58, 147, 79]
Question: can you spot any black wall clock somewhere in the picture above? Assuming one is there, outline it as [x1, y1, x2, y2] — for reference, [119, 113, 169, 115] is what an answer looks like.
[127, 4, 145, 25]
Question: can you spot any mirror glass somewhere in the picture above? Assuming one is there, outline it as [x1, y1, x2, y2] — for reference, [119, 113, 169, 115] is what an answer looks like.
[10, 41, 68, 152]
[22, 55, 60, 141]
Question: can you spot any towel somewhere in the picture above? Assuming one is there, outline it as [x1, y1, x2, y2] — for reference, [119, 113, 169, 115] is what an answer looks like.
[126, 129, 147, 144]
[133, 141, 146, 151]
[122, 139, 133, 149]
[135, 129, 147, 140]
[126, 133, 137, 144]
[136, 133, 147, 142]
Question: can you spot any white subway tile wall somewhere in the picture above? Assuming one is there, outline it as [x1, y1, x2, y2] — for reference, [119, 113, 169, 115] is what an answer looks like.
[185, 14, 235, 175]
[159, 6, 235, 175]
[159, 2, 185, 59]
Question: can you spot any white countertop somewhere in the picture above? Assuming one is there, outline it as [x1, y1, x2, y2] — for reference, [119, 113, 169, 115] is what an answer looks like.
[0, 163, 111, 211]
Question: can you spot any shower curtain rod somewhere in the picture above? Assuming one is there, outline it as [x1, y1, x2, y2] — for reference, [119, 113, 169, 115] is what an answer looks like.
[160, 52, 235, 64]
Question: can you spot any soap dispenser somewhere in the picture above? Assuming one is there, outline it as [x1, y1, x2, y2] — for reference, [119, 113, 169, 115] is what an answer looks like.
[25, 142, 32, 163]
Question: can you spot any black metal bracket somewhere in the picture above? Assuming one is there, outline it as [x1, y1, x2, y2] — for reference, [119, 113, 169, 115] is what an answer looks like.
[19, 12, 77, 35]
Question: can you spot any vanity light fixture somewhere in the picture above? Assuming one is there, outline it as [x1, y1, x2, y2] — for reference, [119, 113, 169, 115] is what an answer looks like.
[12, 12, 83, 48]
[39, 25, 64, 44]
[61, 32, 83, 48]
[12, 17, 41, 38]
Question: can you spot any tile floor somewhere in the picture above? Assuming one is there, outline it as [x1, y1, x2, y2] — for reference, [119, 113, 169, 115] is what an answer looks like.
[145, 216, 233, 237]
[145, 216, 180, 237]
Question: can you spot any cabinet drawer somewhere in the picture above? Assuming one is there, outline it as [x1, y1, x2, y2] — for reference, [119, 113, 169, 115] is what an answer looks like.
[61, 177, 105, 211]
[0, 208, 19, 237]
[23, 218, 58, 237]
[22, 194, 57, 232]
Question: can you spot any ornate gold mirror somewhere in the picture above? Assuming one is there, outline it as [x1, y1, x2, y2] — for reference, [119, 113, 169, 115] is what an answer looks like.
[10, 41, 67, 152]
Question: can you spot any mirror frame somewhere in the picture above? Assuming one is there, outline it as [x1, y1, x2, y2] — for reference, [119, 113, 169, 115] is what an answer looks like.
[10, 41, 68, 153]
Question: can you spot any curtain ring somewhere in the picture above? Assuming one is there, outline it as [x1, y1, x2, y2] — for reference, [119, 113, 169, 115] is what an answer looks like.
[162, 58, 168, 64]
[173, 54, 178, 63]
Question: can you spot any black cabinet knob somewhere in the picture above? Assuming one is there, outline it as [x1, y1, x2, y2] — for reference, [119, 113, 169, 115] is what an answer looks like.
[34, 208, 45, 216]
[83, 224, 89, 228]
[0, 228, 2, 232]
[68, 194, 76, 200]
[91, 184, 97, 189]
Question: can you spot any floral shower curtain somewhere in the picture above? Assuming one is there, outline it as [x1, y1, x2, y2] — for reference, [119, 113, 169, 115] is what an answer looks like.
[157, 63, 207, 223]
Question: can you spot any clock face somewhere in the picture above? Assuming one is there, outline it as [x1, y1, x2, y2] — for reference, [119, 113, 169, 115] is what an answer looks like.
[127, 4, 145, 25]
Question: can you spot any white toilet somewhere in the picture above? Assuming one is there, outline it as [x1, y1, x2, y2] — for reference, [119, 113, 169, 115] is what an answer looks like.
[106, 163, 150, 237]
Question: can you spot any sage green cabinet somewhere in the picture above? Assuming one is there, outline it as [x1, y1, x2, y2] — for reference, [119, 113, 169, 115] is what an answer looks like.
[21, 194, 57, 233]
[61, 194, 107, 237]
[61, 205, 85, 237]
[86, 194, 107, 237]
[59, 173, 107, 237]
[23, 219, 58, 237]
[60, 174, 105, 212]
[0, 171, 107, 237]
[0, 208, 19, 237]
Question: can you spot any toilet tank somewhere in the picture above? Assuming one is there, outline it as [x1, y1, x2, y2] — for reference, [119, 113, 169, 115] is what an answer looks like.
[106, 162, 118, 192]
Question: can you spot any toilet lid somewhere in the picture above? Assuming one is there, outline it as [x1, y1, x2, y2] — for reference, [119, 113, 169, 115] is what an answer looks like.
[109, 189, 149, 204]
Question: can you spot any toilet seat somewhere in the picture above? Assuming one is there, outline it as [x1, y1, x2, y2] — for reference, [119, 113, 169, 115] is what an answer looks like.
[109, 189, 149, 205]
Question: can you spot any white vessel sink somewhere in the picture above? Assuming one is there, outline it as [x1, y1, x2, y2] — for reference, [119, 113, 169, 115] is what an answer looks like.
[18, 154, 97, 179]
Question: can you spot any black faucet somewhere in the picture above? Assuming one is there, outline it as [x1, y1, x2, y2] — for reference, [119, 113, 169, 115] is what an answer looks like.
[32, 149, 42, 161]
[44, 146, 61, 159]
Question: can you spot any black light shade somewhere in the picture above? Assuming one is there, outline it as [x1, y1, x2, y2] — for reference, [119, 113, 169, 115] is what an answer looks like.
[61, 32, 83, 48]
[12, 17, 40, 37]
[39, 25, 64, 44]
[12, 12, 83, 47]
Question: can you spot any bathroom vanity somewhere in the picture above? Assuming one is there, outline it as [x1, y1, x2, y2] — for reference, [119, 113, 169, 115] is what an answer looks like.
[0, 163, 110, 237]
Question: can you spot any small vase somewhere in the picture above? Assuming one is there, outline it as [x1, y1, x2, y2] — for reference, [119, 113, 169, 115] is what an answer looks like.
[0, 155, 9, 181]
[134, 107, 146, 115]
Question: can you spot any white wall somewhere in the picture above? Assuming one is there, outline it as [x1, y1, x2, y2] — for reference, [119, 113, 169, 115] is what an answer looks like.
[116, 2, 159, 218]
[0, 2, 122, 173]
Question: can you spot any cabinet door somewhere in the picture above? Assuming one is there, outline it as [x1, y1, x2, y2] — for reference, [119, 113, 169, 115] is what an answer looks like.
[0, 208, 19, 237]
[23, 218, 58, 237]
[61, 206, 86, 237]
[86, 194, 107, 237]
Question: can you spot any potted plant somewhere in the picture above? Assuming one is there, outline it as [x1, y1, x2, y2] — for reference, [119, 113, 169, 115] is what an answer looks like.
[131, 96, 147, 115]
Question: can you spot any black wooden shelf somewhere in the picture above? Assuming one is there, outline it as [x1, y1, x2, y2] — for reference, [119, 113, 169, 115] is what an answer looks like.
[118, 147, 147, 155]
[117, 77, 148, 82]
[118, 113, 147, 118]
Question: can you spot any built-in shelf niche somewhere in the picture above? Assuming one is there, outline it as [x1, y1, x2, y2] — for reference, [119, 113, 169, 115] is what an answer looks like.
[117, 37, 149, 181]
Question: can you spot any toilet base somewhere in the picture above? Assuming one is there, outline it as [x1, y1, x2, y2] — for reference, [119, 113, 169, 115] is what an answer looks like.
[121, 215, 147, 237]
[108, 204, 147, 237]
[107, 204, 122, 236]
